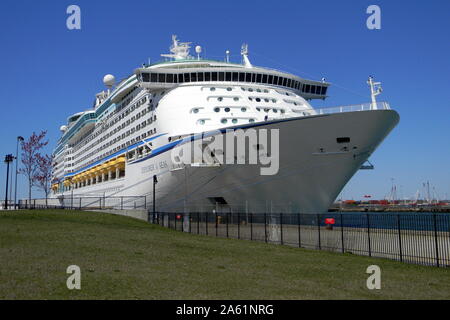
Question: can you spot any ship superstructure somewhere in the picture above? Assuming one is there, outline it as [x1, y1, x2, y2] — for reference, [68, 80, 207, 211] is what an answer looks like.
[51, 36, 399, 213]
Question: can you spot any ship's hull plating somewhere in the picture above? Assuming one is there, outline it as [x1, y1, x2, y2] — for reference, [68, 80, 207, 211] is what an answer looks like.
[56, 110, 399, 213]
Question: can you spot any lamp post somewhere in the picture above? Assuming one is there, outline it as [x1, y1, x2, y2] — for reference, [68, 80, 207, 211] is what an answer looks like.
[153, 174, 158, 223]
[4, 154, 14, 209]
[14, 136, 24, 209]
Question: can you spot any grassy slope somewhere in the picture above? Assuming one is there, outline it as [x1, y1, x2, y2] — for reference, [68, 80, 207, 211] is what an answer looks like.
[0, 210, 449, 300]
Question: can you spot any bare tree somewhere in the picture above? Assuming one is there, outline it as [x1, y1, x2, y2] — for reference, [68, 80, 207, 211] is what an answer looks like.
[19, 131, 48, 202]
[35, 154, 53, 205]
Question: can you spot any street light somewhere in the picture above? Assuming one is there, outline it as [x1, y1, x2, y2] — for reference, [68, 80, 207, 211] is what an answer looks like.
[4, 154, 14, 210]
[14, 136, 24, 209]
[153, 175, 158, 223]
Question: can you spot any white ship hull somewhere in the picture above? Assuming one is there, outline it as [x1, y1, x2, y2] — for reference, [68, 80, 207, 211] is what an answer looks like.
[56, 109, 399, 213]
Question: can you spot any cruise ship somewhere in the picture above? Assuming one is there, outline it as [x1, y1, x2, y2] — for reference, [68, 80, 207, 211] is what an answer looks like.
[51, 35, 399, 213]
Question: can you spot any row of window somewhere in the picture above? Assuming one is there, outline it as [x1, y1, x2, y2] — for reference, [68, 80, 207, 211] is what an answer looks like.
[141, 71, 328, 95]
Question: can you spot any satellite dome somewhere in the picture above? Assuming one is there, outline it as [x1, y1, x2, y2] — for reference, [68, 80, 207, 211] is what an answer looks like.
[195, 45, 202, 54]
[103, 74, 115, 87]
[60, 125, 68, 133]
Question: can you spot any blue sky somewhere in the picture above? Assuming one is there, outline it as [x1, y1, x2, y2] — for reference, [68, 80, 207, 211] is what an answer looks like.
[0, 0, 449, 201]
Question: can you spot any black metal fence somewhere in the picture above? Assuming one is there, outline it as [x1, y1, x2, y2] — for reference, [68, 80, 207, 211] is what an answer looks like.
[16, 196, 147, 210]
[151, 212, 450, 268]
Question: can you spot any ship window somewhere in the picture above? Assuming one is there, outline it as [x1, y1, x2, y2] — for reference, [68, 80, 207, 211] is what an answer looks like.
[282, 78, 287, 86]
[142, 73, 149, 82]
[198, 72, 204, 81]
[178, 74, 184, 83]
[184, 73, 190, 82]
[219, 72, 225, 81]
[232, 72, 239, 81]
[214, 107, 220, 112]
[305, 84, 310, 93]
[233, 97, 239, 101]
[316, 86, 322, 94]
[221, 119, 228, 124]
[337, 137, 350, 143]
[210, 87, 216, 91]
[268, 75, 273, 84]
[239, 73, 245, 82]
[224, 107, 230, 112]
[191, 72, 197, 82]
[204, 72, 211, 81]
[232, 119, 238, 124]
[273, 76, 279, 85]
[287, 79, 292, 87]
[225, 72, 231, 81]
[256, 73, 262, 83]
[150, 73, 157, 82]
[241, 107, 247, 112]
[249, 119, 255, 123]
[173, 74, 178, 83]
[262, 74, 268, 83]
[158, 73, 165, 83]
[227, 87, 232, 91]
[310, 85, 316, 94]
[166, 74, 174, 83]
[245, 73, 252, 82]
[212, 72, 218, 81]
[321, 86, 327, 95]
[251, 73, 256, 82]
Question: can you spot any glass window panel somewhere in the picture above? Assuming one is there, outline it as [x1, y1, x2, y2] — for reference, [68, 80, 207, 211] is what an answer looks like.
[262, 74, 268, 83]
[305, 84, 310, 93]
[219, 72, 225, 81]
[245, 73, 252, 82]
[178, 73, 184, 83]
[204, 72, 211, 81]
[198, 72, 204, 81]
[158, 73, 165, 83]
[150, 73, 157, 82]
[239, 72, 245, 82]
[225, 72, 232, 81]
[184, 73, 190, 82]
[191, 72, 197, 82]
[212, 72, 218, 81]
[268, 75, 273, 84]
[282, 77, 287, 86]
[166, 74, 173, 83]
[321, 86, 327, 95]
[232, 72, 239, 81]
[256, 73, 262, 82]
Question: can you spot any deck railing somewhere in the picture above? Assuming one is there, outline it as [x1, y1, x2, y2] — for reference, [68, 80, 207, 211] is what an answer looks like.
[314, 101, 391, 115]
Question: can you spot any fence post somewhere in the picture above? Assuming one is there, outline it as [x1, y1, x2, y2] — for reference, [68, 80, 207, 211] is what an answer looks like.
[144, 196, 147, 209]
[174, 213, 177, 230]
[121, 197, 123, 210]
[340, 213, 345, 253]
[226, 211, 229, 238]
[367, 213, 371, 257]
[197, 212, 200, 234]
[215, 211, 218, 237]
[317, 214, 321, 250]
[79, 198, 81, 210]
[397, 214, 403, 262]
[264, 213, 267, 243]
[298, 213, 302, 248]
[206, 212, 208, 235]
[250, 213, 253, 241]
[280, 213, 283, 245]
[433, 214, 440, 267]
[238, 212, 240, 240]
[99, 197, 102, 209]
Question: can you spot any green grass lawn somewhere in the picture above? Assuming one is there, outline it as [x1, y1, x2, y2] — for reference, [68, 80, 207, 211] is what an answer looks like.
[0, 209, 449, 300]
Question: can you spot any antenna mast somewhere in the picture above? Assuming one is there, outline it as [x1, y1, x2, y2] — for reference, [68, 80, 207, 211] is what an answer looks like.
[367, 76, 382, 110]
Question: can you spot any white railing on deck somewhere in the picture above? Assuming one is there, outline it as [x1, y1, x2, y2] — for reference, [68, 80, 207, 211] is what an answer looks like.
[314, 102, 391, 115]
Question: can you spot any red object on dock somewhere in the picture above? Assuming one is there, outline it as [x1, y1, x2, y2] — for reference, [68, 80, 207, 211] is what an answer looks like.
[325, 218, 335, 225]
[176, 214, 182, 220]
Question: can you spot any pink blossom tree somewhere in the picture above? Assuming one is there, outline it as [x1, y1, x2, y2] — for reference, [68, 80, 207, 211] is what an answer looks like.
[35, 153, 53, 205]
[19, 131, 48, 202]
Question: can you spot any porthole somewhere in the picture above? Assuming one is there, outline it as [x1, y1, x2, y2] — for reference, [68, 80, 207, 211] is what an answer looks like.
[241, 87, 246, 91]
[193, 108, 199, 113]
[264, 98, 269, 102]
[272, 99, 277, 103]
[281, 109, 285, 114]
[214, 107, 220, 112]
[264, 108, 270, 112]
[249, 119, 255, 123]
[210, 87, 216, 91]
[256, 107, 261, 111]
[255, 98, 261, 102]
[264, 89, 269, 93]
[232, 119, 238, 124]
[248, 88, 253, 92]
[198, 119, 205, 125]
[221, 119, 228, 124]
[256, 89, 261, 93]
[241, 107, 247, 112]
[227, 87, 232, 91]
[273, 109, 278, 113]
[224, 107, 230, 112]
[233, 97, 239, 101]
[248, 97, 253, 101]
[218, 97, 223, 102]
